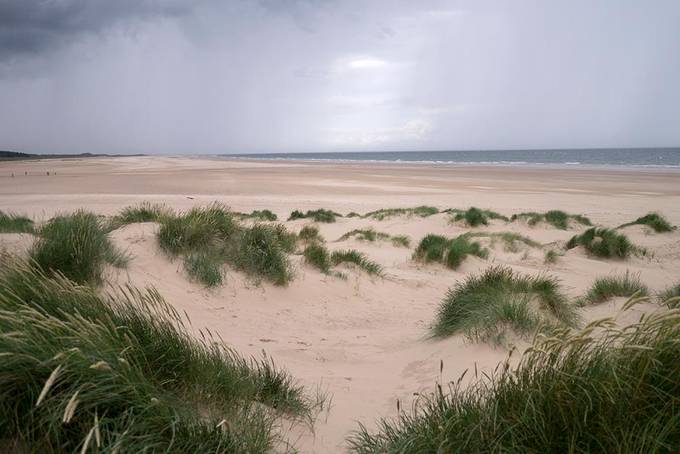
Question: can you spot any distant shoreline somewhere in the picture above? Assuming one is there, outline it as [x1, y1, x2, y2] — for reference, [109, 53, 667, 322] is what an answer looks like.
[0, 151, 145, 161]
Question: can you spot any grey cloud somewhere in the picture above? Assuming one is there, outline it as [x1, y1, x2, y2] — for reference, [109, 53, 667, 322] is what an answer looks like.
[0, 0, 678, 154]
[0, 0, 191, 59]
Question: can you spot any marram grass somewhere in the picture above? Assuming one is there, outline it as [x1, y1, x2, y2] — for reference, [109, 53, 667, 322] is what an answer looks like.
[0, 260, 318, 453]
[511, 210, 592, 229]
[30, 210, 128, 285]
[108, 202, 170, 230]
[349, 296, 680, 453]
[618, 212, 675, 233]
[450, 207, 508, 227]
[157, 204, 294, 286]
[361, 206, 439, 221]
[338, 229, 410, 247]
[579, 271, 649, 305]
[288, 209, 340, 223]
[303, 243, 331, 273]
[331, 249, 382, 276]
[566, 227, 639, 259]
[0, 210, 34, 233]
[433, 266, 577, 342]
[298, 224, 323, 242]
[413, 234, 488, 270]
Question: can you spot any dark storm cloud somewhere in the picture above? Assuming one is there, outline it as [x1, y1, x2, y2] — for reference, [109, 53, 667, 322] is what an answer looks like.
[0, 0, 190, 59]
[0, 0, 679, 154]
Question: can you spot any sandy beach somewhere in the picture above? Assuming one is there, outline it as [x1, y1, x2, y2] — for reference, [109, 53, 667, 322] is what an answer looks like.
[1, 156, 679, 452]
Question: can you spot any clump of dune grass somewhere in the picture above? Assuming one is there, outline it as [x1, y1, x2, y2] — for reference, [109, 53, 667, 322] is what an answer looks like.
[460, 231, 541, 251]
[349, 296, 680, 453]
[331, 249, 382, 276]
[184, 251, 224, 287]
[346, 211, 361, 218]
[566, 227, 638, 259]
[391, 235, 410, 247]
[578, 272, 649, 306]
[109, 202, 170, 229]
[451, 207, 508, 227]
[303, 243, 331, 273]
[298, 224, 323, 242]
[544, 249, 562, 264]
[30, 210, 127, 285]
[433, 266, 576, 341]
[511, 210, 592, 229]
[158, 203, 238, 255]
[288, 209, 340, 223]
[618, 212, 675, 233]
[413, 234, 448, 262]
[362, 206, 439, 221]
[158, 204, 294, 286]
[0, 210, 34, 233]
[0, 259, 317, 453]
[229, 224, 294, 286]
[659, 282, 680, 307]
[444, 237, 489, 269]
[235, 209, 278, 222]
[413, 234, 488, 270]
[338, 228, 410, 247]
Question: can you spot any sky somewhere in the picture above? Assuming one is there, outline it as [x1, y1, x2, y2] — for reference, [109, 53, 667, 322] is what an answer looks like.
[0, 0, 679, 155]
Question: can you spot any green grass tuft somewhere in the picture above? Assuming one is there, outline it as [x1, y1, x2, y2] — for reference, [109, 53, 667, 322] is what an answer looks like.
[288, 209, 340, 223]
[0, 211, 34, 233]
[618, 212, 675, 233]
[579, 271, 649, 305]
[511, 210, 592, 229]
[157, 205, 293, 286]
[362, 206, 439, 221]
[158, 203, 238, 255]
[433, 266, 576, 341]
[30, 210, 127, 285]
[659, 282, 680, 307]
[235, 209, 278, 222]
[338, 229, 410, 247]
[0, 259, 316, 453]
[349, 301, 680, 453]
[460, 231, 541, 251]
[330, 249, 382, 275]
[298, 224, 323, 242]
[390, 235, 411, 248]
[184, 251, 224, 287]
[109, 202, 170, 229]
[566, 227, 637, 259]
[544, 249, 561, 264]
[229, 224, 294, 286]
[414, 234, 488, 269]
[452, 207, 508, 227]
[303, 243, 331, 273]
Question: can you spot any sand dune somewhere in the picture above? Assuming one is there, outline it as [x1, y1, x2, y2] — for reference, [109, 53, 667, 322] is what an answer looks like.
[1, 156, 679, 452]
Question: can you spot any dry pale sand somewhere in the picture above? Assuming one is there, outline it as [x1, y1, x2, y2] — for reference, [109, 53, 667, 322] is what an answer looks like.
[1, 156, 680, 452]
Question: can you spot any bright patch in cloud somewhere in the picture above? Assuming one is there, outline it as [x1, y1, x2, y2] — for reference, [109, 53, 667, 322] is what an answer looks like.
[348, 58, 387, 69]
[329, 119, 433, 147]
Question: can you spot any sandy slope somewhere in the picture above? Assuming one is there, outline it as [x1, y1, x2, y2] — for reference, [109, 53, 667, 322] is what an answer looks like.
[1, 156, 679, 452]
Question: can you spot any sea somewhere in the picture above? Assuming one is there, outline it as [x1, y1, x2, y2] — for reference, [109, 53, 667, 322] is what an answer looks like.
[222, 148, 680, 169]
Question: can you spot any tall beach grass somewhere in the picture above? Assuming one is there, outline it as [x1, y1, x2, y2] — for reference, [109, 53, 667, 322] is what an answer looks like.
[511, 210, 592, 229]
[413, 234, 488, 270]
[0, 260, 318, 453]
[30, 210, 128, 285]
[566, 227, 638, 259]
[618, 212, 674, 233]
[349, 296, 680, 453]
[433, 266, 577, 342]
[0, 211, 34, 233]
